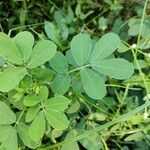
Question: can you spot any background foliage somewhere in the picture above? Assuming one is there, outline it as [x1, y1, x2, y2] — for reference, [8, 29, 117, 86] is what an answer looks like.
[0, 0, 150, 150]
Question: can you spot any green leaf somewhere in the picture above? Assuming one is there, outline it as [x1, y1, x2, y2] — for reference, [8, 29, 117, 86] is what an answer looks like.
[0, 125, 12, 142]
[51, 74, 71, 95]
[26, 105, 40, 122]
[44, 21, 61, 46]
[18, 122, 39, 149]
[117, 42, 129, 53]
[20, 75, 33, 90]
[133, 59, 149, 69]
[71, 33, 92, 66]
[44, 95, 70, 111]
[23, 94, 40, 107]
[0, 32, 22, 64]
[1, 128, 18, 150]
[31, 67, 54, 82]
[79, 133, 102, 150]
[38, 86, 49, 101]
[90, 33, 120, 63]
[92, 58, 134, 79]
[66, 6, 74, 24]
[45, 109, 69, 130]
[67, 100, 81, 114]
[0, 67, 26, 92]
[29, 111, 45, 142]
[51, 129, 63, 140]
[27, 40, 56, 69]
[49, 51, 68, 73]
[80, 68, 106, 99]
[54, 11, 65, 25]
[98, 17, 108, 30]
[0, 56, 5, 67]
[19, 74, 33, 90]
[66, 50, 78, 67]
[13, 31, 34, 63]
[124, 132, 143, 142]
[128, 23, 150, 38]
[71, 74, 84, 93]
[88, 113, 106, 121]
[0, 101, 16, 124]
[8, 90, 25, 110]
[61, 131, 79, 150]
[60, 23, 69, 41]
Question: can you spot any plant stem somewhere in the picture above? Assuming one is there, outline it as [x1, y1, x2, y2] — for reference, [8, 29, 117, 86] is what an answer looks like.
[109, 126, 150, 136]
[68, 64, 91, 73]
[29, 26, 44, 40]
[48, 0, 65, 16]
[85, 99, 114, 117]
[131, 48, 149, 94]
[8, 22, 44, 36]
[116, 83, 130, 116]
[132, 48, 149, 115]
[137, 0, 148, 45]
[106, 84, 141, 90]
[14, 110, 25, 128]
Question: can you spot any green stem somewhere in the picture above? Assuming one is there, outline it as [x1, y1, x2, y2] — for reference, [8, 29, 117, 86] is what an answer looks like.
[85, 99, 114, 117]
[101, 137, 109, 150]
[23, 0, 27, 10]
[14, 110, 25, 128]
[48, 0, 65, 16]
[79, 97, 92, 113]
[85, 7, 110, 26]
[137, 0, 148, 45]
[28, 26, 44, 40]
[131, 48, 149, 94]
[68, 64, 91, 73]
[106, 84, 141, 90]
[38, 101, 150, 150]
[116, 84, 130, 116]
[109, 126, 150, 136]
[8, 22, 44, 36]
[131, 48, 149, 115]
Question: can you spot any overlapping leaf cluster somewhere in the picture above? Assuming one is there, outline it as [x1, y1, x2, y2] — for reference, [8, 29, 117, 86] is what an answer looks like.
[0, 31, 134, 149]
[50, 32, 134, 99]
